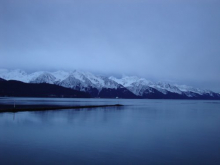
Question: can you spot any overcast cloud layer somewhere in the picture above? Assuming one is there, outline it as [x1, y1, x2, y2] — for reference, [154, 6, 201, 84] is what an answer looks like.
[0, 0, 220, 92]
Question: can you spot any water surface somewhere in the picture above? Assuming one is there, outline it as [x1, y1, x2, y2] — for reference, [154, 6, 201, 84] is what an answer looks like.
[0, 98, 220, 164]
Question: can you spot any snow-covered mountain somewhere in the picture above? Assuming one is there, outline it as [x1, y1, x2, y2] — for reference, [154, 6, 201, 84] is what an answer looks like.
[0, 69, 219, 99]
[0, 69, 135, 98]
[110, 76, 186, 95]
[110, 75, 219, 99]
[110, 76, 155, 96]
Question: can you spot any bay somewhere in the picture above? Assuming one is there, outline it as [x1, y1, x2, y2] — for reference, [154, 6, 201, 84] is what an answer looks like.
[0, 98, 220, 164]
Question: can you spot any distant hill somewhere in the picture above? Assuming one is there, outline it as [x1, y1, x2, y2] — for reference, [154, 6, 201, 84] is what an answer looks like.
[0, 80, 90, 98]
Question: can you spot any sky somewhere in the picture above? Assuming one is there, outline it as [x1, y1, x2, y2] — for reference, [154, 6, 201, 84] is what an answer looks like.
[0, 0, 220, 92]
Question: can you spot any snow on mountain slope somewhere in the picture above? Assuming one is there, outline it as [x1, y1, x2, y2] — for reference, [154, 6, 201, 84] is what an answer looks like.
[30, 72, 56, 84]
[99, 76, 123, 89]
[57, 73, 88, 91]
[150, 82, 183, 95]
[0, 69, 71, 83]
[110, 76, 152, 87]
[0, 69, 124, 91]
[51, 70, 70, 81]
[0, 69, 28, 82]
[110, 76, 155, 96]
[0, 69, 219, 99]
[0, 69, 43, 83]
[64, 70, 121, 90]
[175, 84, 216, 97]
[110, 76, 216, 97]
[70, 70, 102, 89]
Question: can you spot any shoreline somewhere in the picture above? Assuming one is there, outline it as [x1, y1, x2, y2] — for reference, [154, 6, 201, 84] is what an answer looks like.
[0, 104, 124, 113]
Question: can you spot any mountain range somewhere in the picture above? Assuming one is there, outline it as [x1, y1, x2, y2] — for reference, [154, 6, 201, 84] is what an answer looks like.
[0, 69, 219, 99]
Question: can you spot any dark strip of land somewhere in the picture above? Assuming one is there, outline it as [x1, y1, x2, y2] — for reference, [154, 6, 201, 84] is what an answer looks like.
[0, 104, 123, 113]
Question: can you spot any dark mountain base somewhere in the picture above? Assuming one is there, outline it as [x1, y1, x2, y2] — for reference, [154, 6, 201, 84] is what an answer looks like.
[98, 88, 139, 98]
[0, 80, 90, 98]
[0, 79, 219, 100]
[74, 87, 139, 99]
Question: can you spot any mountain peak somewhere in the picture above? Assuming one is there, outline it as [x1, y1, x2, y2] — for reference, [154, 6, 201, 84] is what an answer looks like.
[0, 68, 219, 99]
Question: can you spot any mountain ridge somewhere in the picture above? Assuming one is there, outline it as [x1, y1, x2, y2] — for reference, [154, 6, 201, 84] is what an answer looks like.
[0, 69, 219, 99]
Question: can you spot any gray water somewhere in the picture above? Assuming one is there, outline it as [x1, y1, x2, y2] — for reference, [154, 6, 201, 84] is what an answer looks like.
[0, 98, 220, 165]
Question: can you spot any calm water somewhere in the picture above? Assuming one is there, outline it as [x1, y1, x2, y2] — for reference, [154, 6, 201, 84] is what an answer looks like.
[0, 98, 220, 165]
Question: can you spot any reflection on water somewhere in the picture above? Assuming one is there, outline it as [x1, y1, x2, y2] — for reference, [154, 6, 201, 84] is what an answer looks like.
[0, 98, 220, 164]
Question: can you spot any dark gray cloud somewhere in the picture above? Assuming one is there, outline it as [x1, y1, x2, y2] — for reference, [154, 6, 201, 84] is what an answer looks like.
[1, 0, 220, 92]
